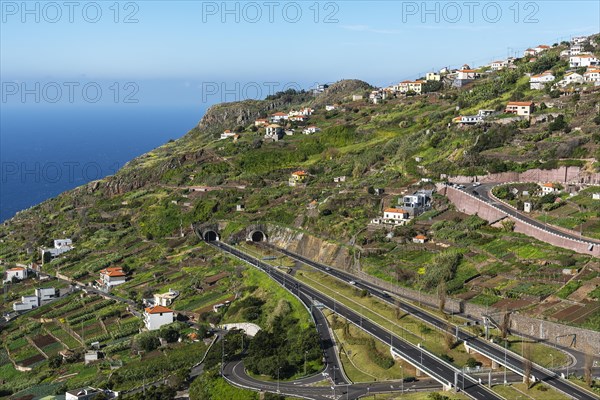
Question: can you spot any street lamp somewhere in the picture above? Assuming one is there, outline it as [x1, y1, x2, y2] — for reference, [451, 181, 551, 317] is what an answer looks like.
[504, 339, 507, 385]
[550, 353, 554, 370]
[277, 367, 281, 393]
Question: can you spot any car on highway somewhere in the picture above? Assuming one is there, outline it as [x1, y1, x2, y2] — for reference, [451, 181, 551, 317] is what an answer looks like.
[325, 267, 331, 271]
[349, 280, 356, 285]
[473, 182, 481, 187]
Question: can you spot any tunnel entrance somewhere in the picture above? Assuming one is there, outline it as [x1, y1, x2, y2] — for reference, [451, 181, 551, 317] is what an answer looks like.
[250, 231, 266, 242]
[204, 230, 219, 242]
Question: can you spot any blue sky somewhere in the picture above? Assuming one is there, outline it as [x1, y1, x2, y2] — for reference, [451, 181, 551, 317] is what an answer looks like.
[1, 1, 599, 103]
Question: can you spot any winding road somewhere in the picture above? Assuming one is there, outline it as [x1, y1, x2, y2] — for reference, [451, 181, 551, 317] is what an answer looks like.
[209, 241, 506, 400]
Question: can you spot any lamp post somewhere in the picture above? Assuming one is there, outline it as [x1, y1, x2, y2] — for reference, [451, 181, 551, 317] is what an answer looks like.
[277, 367, 281, 393]
[550, 353, 554, 370]
[504, 339, 507, 385]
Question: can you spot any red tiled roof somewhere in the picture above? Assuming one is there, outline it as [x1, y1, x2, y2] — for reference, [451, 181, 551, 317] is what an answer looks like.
[384, 208, 407, 213]
[100, 267, 126, 277]
[292, 170, 307, 176]
[8, 267, 25, 271]
[415, 234, 427, 240]
[145, 305, 173, 314]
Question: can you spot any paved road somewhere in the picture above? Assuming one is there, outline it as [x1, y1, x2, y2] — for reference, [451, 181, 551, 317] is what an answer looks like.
[209, 241, 504, 400]
[266, 243, 600, 400]
[471, 183, 600, 246]
[223, 359, 445, 400]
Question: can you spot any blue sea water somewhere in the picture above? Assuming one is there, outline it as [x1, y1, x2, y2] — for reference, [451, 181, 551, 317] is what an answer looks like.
[0, 104, 205, 222]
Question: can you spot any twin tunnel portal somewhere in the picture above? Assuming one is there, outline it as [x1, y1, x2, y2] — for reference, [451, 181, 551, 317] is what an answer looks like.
[195, 224, 267, 244]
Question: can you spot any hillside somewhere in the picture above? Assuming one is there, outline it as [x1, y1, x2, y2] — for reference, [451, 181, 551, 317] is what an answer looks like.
[1, 34, 600, 397]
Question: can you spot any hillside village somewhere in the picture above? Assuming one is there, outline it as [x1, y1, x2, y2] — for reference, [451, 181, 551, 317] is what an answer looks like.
[1, 33, 600, 400]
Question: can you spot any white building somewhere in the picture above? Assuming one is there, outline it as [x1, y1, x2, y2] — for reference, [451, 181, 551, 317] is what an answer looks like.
[4, 266, 27, 283]
[592, 193, 600, 200]
[584, 68, 600, 82]
[144, 305, 174, 331]
[382, 208, 410, 223]
[220, 130, 236, 140]
[456, 69, 479, 80]
[13, 295, 39, 311]
[557, 72, 585, 87]
[505, 101, 534, 116]
[36, 287, 57, 302]
[572, 36, 588, 45]
[270, 112, 288, 122]
[529, 71, 555, 90]
[303, 126, 321, 134]
[325, 105, 336, 111]
[570, 54, 599, 68]
[41, 238, 73, 263]
[490, 60, 508, 71]
[98, 267, 127, 290]
[540, 183, 560, 194]
[153, 289, 179, 307]
[426, 72, 441, 81]
[265, 124, 283, 141]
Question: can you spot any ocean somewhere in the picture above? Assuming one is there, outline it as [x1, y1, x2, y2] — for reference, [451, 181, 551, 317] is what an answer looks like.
[0, 104, 205, 222]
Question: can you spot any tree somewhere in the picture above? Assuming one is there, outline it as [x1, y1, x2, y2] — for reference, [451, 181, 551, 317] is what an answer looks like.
[48, 354, 63, 369]
[134, 332, 160, 352]
[159, 326, 179, 343]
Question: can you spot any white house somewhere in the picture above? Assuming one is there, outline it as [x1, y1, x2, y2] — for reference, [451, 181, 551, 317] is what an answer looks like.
[572, 36, 588, 45]
[593, 193, 600, 200]
[144, 305, 174, 331]
[557, 72, 585, 87]
[265, 124, 283, 141]
[413, 234, 428, 244]
[270, 112, 288, 122]
[524, 48, 537, 57]
[530, 71, 555, 89]
[352, 94, 364, 101]
[394, 80, 425, 94]
[534, 44, 551, 53]
[325, 105, 336, 111]
[453, 115, 483, 125]
[541, 183, 560, 195]
[41, 239, 73, 262]
[569, 44, 585, 55]
[303, 126, 321, 134]
[505, 101, 534, 116]
[383, 208, 410, 223]
[584, 68, 600, 82]
[220, 130, 236, 140]
[4, 266, 27, 283]
[35, 287, 57, 302]
[13, 295, 39, 311]
[152, 289, 179, 307]
[456, 69, 479, 80]
[490, 60, 508, 71]
[254, 118, 269, 127]
[98, 267, 127, 290]
[426, 72, 441, 81]
[288, 114, 308, 122]
[570, 54, 599, 68]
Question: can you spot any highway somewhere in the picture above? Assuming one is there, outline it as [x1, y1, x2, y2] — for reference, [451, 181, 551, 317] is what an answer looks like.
[265, 243, 600, 400]
[209, 241, 505, 400]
